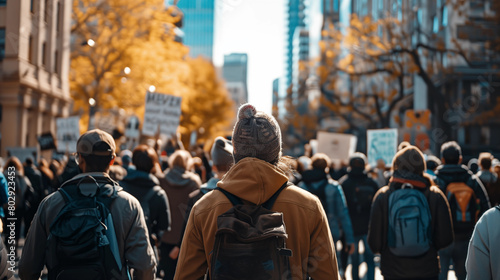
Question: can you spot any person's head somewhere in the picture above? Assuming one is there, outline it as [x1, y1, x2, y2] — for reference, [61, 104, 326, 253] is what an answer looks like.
[4, 156, 24, 175]
[25, 157, 35, 167]
[478, 152, 493, 171]
[398, 141, 411, 151]
[467, 158, 479, 174]
[349, 152, 367, 173]
[440, 141, 462, 165]
[168, 149, 193, 171]
[75, 129, 116, 173]
[120, 150, 133, 167]
[232, 103, 282, 165]
[426, 155, 441, 172]
[132, 145, 160, 174]
[211, 136, 234, 173]
[392, 145, 426, 176]
[310, 153, 332, 173]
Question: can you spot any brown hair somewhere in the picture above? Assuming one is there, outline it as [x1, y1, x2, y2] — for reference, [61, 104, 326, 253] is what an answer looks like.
[4, 157, 24, 176]
[168, 150, 193, 170]
[479, 152, 493, 170]
[132, 145, 160, 173]
[311, 153, 331, 172]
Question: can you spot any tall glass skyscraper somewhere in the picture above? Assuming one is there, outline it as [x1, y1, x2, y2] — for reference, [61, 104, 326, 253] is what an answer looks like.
[175, 0, 215, 60]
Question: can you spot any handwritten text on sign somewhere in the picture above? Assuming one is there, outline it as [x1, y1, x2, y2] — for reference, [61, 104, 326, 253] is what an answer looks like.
[142, 92, 182, 137]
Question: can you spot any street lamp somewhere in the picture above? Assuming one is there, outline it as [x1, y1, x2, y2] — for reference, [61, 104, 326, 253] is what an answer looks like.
[149, 85, 156, 92]
[88, 98, 97, 130]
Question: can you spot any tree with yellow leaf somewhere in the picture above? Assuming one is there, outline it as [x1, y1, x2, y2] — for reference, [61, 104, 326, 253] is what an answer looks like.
[71, 0, 233, 147]
[320, 2, 474, 136]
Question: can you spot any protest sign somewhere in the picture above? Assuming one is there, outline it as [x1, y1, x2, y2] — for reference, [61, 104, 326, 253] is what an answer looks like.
[317, 131, 357, 162]
[367, 128, 398, 167]
[38, 132, 57, 150]
[142, 92, 182, 137]
[56, 116, 80, 153]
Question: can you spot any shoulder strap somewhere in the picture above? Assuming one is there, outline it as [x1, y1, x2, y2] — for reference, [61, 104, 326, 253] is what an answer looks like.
[216, 182, 289, 210]
[262, 182, 288, 210]
[142, 186, 160, 205]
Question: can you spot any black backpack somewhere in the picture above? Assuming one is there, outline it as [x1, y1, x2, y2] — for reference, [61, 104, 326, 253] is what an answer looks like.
[210, 182, 292, 280]
[46, 175, 127, 280]
[346, 179, 376, 215]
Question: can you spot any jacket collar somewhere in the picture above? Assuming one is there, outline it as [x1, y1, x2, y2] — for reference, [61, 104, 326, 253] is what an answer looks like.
[217, 157, 288, 205]
[390, 170, 429, 189]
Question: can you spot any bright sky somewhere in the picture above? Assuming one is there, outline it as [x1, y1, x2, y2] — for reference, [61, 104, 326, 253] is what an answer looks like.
[213, 0, 285, 115]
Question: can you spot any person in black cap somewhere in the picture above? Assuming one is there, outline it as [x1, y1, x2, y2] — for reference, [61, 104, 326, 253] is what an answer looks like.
[19, 129, 156, 280]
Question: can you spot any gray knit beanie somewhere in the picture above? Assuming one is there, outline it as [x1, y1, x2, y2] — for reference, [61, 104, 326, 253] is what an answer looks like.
[232, 103, 282, 164]
[211, 136, 234, 167]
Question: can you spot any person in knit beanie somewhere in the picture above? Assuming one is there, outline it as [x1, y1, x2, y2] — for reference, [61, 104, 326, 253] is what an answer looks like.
[232, 103, 282, 164]
[175, 103, 341, 280]
[368, 145, 453, 280]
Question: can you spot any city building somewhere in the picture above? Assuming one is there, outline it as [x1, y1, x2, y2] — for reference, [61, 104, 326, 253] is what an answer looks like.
[222, 53, 248, 103]
[0, 0, 72, 158]
[175, 0, 215, 60]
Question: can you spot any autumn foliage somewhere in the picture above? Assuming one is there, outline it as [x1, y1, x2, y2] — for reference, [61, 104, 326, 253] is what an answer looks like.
[70, 0, 233, 147]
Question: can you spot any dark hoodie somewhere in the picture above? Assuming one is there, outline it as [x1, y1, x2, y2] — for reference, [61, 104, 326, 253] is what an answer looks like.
[435, 164, 491, 240]
[121, 170, 170, 239]
[160, 166, 201, 245]
[338, 168, 379, 236]
[368, 170, 453, 279]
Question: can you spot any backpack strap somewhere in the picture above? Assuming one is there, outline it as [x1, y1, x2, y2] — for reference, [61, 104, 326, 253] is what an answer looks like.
[142, 186, 160, 204]
[262, 182, 288, 210]
[216, 182, 289, 210]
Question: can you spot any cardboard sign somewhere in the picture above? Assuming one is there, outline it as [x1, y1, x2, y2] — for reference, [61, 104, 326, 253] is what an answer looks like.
[142, 92, 182, 137]
[38, 132, 57, 150]
[56, 116, 80, 153]
[367, 129, 398, 167]
[316, 132, 357, 162]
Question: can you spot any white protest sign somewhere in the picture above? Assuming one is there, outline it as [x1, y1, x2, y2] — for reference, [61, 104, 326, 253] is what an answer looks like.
[367, 128, 398, 167]
[316, 131, 357, 162]
[142, 92, 182, 137]
[56, 116, 80, 153]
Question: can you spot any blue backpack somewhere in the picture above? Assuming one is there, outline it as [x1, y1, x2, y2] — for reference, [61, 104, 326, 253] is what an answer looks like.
[388, 183, 432, 257]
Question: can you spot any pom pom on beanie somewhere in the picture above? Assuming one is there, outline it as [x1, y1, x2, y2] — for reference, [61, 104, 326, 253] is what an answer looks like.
[232, 103, 282, 164]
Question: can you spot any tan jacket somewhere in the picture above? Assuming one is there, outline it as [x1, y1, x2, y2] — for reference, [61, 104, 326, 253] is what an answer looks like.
[174, 158, 340, 280]
[18, 173, 156, 280]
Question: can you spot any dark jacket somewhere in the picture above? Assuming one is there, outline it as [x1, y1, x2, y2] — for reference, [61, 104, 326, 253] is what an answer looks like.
[338, 170, 379, 236]
[435, 164, 491, 240]
[299, 169, 355, 244]
[159, 166, 201, 245]
[120, 170, 171, 239]
[368, 171, 453, 279]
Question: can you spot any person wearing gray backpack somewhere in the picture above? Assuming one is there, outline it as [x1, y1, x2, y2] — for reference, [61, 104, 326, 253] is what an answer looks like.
[19, 129, 156, 280]
[368, 146, 453, 280]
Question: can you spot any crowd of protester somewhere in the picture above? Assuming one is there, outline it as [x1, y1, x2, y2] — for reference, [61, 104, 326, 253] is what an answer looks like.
[0, 105, 498, 279]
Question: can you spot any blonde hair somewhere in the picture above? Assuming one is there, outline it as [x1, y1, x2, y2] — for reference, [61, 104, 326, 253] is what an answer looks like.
[168, 150, 193, 170]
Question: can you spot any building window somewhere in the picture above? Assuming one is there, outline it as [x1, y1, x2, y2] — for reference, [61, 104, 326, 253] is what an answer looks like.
[44, 0, 49, 22]
[30, 0, 34, 13]
[28, 36, 33, 62]
[0, 28, 5, 61]
[0, 0, 6, 7]
[54, 50, 58, 73]
[56, 1, 61, 34]
[442, 6, 448, 26]
[41, 42, 46, 67]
